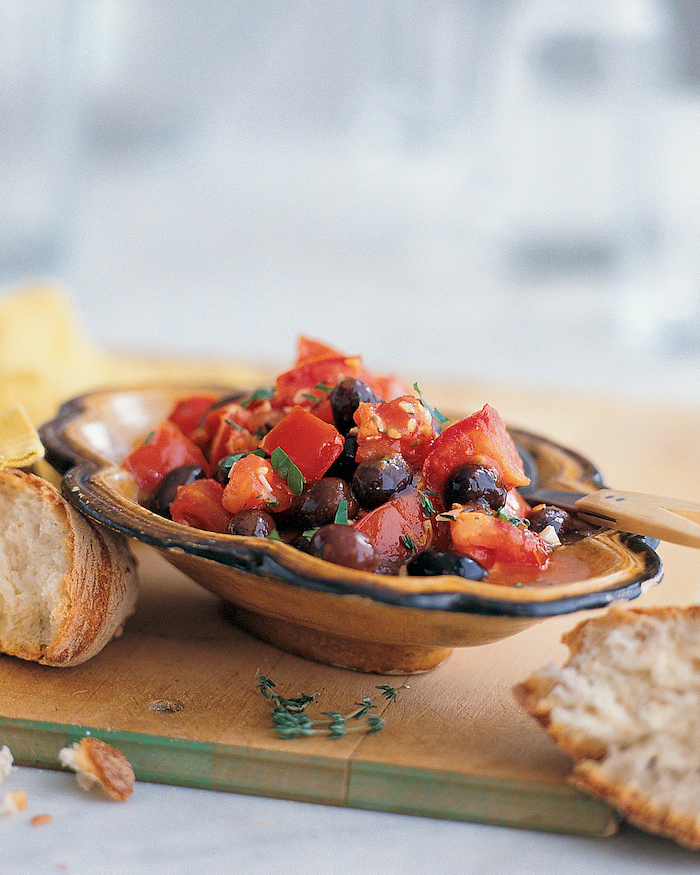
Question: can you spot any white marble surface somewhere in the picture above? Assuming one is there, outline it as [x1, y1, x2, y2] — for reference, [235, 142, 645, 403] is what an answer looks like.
[2, 761, 700, 875]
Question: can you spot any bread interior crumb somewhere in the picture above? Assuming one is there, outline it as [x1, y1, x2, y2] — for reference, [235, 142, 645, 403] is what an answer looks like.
[0, 477, 67, 648]
[544, 613, 700, 812]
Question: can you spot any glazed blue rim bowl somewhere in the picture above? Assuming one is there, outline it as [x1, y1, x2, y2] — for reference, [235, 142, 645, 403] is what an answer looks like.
[39, 385, 663, 621]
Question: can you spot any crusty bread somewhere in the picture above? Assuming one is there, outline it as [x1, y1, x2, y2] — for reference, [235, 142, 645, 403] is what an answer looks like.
[0, 468, 138, 666]
[59, 737, 134, 801]
[515, 606, 700, 850]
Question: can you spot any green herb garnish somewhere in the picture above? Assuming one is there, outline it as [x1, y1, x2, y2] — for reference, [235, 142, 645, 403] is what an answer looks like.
[413, 382, 449, 424]
[334, 499, 349, 525]
[301, 381, 335, 408]
[270, 446, 305, 495]
[418, 489, 436, 517]
[497, 508, 530, 528]
[256, 673, 408, 739]
[400, 534, 416, 553]
[240, 386, 275, 408]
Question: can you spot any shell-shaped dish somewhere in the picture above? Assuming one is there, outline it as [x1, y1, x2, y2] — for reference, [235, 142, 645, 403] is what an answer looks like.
[40, 387, 663, 674]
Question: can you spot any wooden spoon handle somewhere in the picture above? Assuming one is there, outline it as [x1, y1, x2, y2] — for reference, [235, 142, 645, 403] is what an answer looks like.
[575, 489, 700, 548]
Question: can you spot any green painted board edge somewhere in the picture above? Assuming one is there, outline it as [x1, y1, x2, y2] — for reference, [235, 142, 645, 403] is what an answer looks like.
[0, 716, 348, 807]
[0, 715, 615, 837]
[347, 760, 619, 837]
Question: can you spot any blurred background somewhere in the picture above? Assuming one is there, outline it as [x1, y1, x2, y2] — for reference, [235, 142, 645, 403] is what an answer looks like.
[1, 0, 700, 403]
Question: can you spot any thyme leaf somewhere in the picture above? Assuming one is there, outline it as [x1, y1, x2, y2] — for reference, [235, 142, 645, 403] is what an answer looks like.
[301, 381, 335, 408]
[400, 534, 416, 554]
[418, 489, 436, 517]
[497, 508, 530, 528]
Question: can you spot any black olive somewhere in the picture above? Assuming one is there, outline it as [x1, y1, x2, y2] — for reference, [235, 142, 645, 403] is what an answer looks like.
[352, 454, 412, 509]
[149, 465, 206, 517]
[288, 478, 358, 529]
[330, 377, 378, 434]
[405, 549, 486, 580]
[309, 524, 378, 571]
[227, 509, 276, 538]
[527, 505, 574, 537]
[443, 463, 507, 512]
[326, 431, 359, 480]
[285, 531, 315, 553]
[212, 457, 233, 485]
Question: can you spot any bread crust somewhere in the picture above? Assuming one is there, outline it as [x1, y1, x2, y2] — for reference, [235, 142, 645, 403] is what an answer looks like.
[515, 606, 700, 851]
[59, 737, 134, 801]
[0, 468, 138, 666]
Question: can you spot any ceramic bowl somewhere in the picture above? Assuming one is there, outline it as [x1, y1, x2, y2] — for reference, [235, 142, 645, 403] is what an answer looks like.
[40, 387, 663, 674]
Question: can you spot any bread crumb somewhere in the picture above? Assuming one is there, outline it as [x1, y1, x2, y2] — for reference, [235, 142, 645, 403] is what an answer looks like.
[59, 737, 134, 801]
[0, 745, 14, 784]
[30, 813, 52, 826]
[1, 789, 27, 814]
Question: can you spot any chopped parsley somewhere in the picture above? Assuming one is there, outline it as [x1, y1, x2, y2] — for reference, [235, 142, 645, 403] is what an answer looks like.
[270, 446, 305, 496]
[413, 383, 449, 425]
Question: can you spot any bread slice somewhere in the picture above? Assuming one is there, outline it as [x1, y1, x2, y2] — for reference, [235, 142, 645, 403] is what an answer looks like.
[515, 606, 700, 850]
[0, 468, 138, 666]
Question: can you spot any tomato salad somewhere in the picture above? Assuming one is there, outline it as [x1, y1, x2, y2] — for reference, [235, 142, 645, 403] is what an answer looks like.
[123, 337, 590, 584]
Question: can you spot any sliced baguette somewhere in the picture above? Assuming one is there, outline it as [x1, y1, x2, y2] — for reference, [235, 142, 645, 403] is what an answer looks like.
[515, 606, 700, 851]
[0, 468, 138, 666]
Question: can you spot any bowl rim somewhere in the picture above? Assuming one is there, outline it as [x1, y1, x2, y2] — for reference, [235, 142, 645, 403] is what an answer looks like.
[41, 386, 664, 619]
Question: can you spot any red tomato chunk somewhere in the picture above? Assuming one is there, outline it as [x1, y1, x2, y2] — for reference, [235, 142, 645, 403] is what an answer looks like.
[258, 406, 344, 481]
[170, 479, 232, 533]
[222, 454, 294, 515]
[124, 421, 209, 494]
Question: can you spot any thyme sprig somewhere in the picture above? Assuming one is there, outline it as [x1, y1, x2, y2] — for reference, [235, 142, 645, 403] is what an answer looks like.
[256, 673, 408, 739]
[301, 381, 336, 408]
[418, 489, 436, 517]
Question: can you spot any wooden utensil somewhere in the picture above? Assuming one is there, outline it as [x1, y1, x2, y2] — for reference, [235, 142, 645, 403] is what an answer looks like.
[522, 487, 700, 548]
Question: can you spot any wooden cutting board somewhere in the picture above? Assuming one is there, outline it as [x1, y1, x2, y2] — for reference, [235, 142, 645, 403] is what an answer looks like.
[2, 382, 698, 838]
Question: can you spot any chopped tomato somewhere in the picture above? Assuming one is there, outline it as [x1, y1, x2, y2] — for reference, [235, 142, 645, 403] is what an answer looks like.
[167, 393, 220, 441]
[124, 421, 210, 494]
[274, 355, 363, 409]
[422, 404, 529, 496]
[206, 404, 261, 466]
[294, 336, 346, 366]
[449, 508, 550, 574]
[170, 479, 232, 533]
[354, 395, 439, 465]
[258, 405, 344, 481]
[221, 453, 294, 515]
[208, 421, 258, 467]
[195, 400, 280, 464]
[355, 489, 434, 565]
